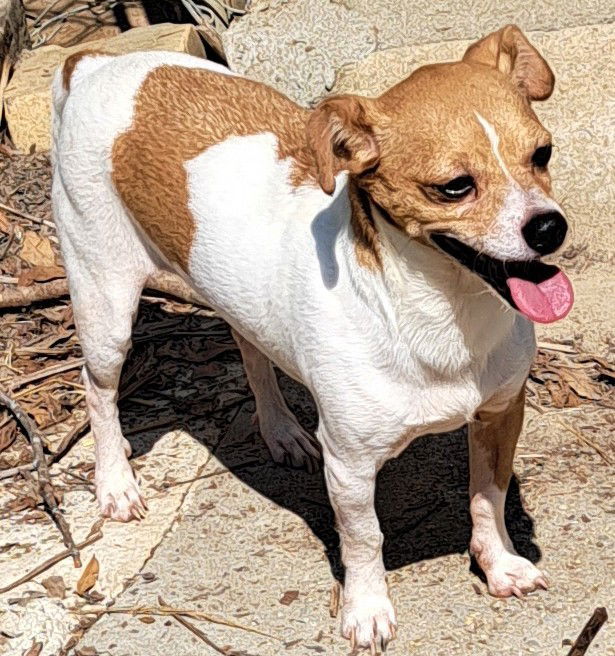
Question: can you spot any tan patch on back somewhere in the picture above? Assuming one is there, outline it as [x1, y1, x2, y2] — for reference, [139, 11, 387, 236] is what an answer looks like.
[112, 66, 316, 270]
[62, 50, 108, 92]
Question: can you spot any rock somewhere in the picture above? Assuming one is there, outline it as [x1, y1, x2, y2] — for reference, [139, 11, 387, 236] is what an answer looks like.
[222, 0, 377, 106]
[4, 23, 205, 153]
[223, 0, 615, 106]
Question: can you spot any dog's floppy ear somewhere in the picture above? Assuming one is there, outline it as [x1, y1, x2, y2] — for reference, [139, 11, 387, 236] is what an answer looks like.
[463, 25, 554, 101]
[307, 95, 380, 195]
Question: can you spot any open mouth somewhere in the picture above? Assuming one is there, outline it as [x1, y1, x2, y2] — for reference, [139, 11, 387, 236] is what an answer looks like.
[430, 234, 574, 324]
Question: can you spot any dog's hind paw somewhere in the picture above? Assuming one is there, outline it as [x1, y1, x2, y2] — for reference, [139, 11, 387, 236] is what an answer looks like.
[483, 552, 548, 598]
[96, 461, 147, 522]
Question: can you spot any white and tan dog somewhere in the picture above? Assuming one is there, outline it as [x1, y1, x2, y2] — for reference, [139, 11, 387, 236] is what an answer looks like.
[52, 26, 573, 651]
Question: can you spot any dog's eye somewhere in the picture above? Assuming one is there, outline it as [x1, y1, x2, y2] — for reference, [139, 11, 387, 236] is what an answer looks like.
[532, 144, 552, 168]
[435, 176, 475, 200]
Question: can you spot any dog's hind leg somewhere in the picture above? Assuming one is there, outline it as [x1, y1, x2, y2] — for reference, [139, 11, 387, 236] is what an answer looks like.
[468, 386, 549, 596]
[232, 330, 321, 473]
[53, 179, 152, 522]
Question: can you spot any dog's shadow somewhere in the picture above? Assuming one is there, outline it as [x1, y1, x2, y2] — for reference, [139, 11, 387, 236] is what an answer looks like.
[121, 304, 541, 582]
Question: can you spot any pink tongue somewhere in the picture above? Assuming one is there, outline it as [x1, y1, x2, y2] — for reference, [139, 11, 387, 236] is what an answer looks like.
[507, 271, 574, 323]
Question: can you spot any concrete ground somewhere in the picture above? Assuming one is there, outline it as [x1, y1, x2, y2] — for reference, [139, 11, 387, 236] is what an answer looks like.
[1, 2, 613, 655]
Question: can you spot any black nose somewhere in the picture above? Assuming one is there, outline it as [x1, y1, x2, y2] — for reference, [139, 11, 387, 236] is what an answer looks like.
[522, 211, 568, 255]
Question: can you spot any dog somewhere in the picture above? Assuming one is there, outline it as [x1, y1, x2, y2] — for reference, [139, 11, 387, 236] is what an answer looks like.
[51, 25, 573, 651]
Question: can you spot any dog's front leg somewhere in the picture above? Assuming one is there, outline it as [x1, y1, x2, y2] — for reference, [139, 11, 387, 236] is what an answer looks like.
[468, 386, 548, 597]
[323, 449, 396, 651]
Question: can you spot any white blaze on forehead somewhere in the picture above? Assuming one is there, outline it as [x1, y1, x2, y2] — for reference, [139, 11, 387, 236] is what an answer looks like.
[474, 112, 516, 184]
[469, 112, 535, 261]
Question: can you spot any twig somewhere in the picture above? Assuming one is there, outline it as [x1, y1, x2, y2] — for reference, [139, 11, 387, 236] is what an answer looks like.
[557, 419, 613, 465]
[0, 415, 90, 481]
[0, 388, 81, 567]
[77, 599, 277, 640]
[0, 462, 36, 480]
[166, 610, 232, 655]
[0, 202, 47, 224]
[537, 341, 577, 354]
[50, 416, 91, 463]
[0, 530, 103, 594]
[329, 582, 340, 618]
[160, 594, 264, 656]
[10, 358, 85, 391]
[30, 0, 65, 27]
[0, 57, 11, 126]
[566, 607, 608, 656]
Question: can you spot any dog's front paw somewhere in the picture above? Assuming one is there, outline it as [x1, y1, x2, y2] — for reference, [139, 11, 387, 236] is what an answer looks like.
[482, 552, 548, 598]
[96, 460, 147, 522]
[341, 593, 397, 653]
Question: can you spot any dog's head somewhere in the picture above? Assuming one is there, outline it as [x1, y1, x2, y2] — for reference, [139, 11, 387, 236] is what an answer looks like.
[307, 25, 573, 324]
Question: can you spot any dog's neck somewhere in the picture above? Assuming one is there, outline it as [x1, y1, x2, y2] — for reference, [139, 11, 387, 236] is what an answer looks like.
[337, 184, 518, 370]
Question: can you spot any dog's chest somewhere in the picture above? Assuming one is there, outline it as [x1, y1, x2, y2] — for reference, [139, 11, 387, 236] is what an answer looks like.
[331, 246, 536, 448]
[352, 317, 534, 457]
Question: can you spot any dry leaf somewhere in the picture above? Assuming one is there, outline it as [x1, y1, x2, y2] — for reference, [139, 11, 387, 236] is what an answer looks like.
[0, 418, 17, 453]
[76, 555, 99, 595]
[75, 648, 98, 656]
[559, 368, 603, 401]
[18, 265, 65, 287]
[0, 211, 10, 233]
[7, 494, 40, 513]
[22, 642, 43, 656]
[20, 232, 56, 267]
[35, 305, 70, 322]
[86, 590, 105, 603]
[279, 589, 299, 606]
[41, 575, 67, 599]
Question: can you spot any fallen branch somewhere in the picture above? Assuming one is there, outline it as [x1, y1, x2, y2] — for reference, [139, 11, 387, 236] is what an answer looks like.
[0, 278, 69, 308]
[0, 270, 208, 309]
[0, 388, 81, 567]
[566, 607, 608, 656]
[0, 529, 103, 594]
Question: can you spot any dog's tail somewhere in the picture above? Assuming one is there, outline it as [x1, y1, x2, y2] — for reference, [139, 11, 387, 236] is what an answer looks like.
[51, 51, 113, 159]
